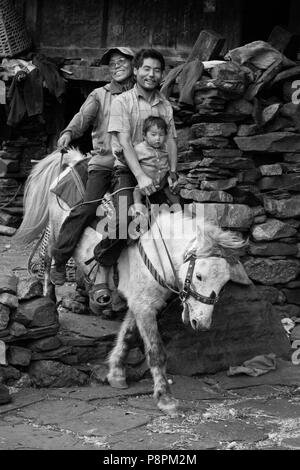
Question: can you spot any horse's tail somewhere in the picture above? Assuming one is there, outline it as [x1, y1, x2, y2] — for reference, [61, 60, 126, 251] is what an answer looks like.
[15, 147, 85, 244]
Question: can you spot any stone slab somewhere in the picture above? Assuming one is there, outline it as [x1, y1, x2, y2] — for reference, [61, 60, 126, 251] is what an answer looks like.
[264, 195, 300, 219]
[108, 427, 195, 451]
[29, 360, 88, 387]
[281, 437, 300, 450]
[59, 310, 121, 339]
[169, 375, 223, 401]
[18, 397, 151, 438]
[0, 324, 59, 343]
[191, 122, 237, 137]
[0, 273, 17, 295]
[249, 242, 298, 257]
[251, 219, 297, 241]
[57, 407, 150, 437]
[232, 397, 300, 420]
[181, 189, 233, 203]
[192, 420, 268, 443]
[244, 257, 300, 285]
[15, 297, 57, 327]
[0, 422, 96, 450]
[235, 132, 300, 153]
[191, 202, 253, 229]
[0, 388, 48, 415]
[49, 379, 154, 401]
[16, 398, 96, 425]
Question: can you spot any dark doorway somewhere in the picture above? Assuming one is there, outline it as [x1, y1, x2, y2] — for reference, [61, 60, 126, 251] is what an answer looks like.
[241, 0, 291, 44]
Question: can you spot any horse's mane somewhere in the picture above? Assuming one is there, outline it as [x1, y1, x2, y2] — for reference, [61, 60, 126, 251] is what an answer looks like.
[14, 147, 85, 244]
[195, 220, 247, 256]
[155, 210, 246, 259]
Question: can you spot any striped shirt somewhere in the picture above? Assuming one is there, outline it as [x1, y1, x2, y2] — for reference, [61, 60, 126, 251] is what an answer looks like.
[108, 84, 176, 167]
[62, 81, 133, 169]
[134, 141, 169, 185]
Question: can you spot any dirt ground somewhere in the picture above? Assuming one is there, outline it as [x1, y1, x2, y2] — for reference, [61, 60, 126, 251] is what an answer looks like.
[1, 235, 300, 452]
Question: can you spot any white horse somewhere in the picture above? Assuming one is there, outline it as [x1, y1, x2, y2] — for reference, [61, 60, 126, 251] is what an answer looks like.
[15, 148, 252, 413]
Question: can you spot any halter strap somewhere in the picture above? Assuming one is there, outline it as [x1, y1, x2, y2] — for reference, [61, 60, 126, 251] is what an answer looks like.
[137, 239, 219, 306]
[145, 195, 182, 293]
[179, 256, 219, 305]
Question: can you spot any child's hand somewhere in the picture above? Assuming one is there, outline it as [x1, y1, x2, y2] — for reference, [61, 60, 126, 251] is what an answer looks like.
[168, 171, 179, 193]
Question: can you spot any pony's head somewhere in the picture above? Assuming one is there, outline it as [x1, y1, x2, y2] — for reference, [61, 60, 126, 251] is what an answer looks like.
[179, 221, 251, 331]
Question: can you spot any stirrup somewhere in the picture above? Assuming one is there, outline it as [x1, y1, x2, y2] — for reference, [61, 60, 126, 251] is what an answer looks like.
[90, 283, 112, 307]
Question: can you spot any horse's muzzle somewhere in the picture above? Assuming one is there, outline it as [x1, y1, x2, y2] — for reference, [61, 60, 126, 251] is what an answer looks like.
[190, 311, 212, 331]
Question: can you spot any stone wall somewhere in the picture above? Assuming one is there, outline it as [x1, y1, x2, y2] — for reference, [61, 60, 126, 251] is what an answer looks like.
[0, 273, 148, 388]
[0, 119, 49, 236]
[170, 40, 300, 327]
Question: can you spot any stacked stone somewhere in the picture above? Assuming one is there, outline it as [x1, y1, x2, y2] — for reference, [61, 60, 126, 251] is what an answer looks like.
[0, 271, 146, 388]
[0, 119, 48, 236]
[169, 40, 300, 330]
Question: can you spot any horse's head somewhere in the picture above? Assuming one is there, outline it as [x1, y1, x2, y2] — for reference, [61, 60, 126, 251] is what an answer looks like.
[179, 222, 251, 331]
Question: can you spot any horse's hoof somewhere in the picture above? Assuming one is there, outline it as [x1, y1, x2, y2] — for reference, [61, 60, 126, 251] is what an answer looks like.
[157, 396, 179, 416]
[107, 376, 128, 389]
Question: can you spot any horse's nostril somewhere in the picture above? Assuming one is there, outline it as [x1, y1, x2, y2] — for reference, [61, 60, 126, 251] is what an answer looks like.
[191, 319, 197, 330]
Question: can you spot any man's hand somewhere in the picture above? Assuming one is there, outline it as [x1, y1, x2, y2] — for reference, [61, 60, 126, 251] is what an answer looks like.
[129, 203, 147, 218]
[136, 173, 157, 196]
[57, 132, 71, 148]
[168, 171, 179, 193]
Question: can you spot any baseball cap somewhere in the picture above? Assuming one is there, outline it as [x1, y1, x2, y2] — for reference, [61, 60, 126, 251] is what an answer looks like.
[100, 47, 134, 65]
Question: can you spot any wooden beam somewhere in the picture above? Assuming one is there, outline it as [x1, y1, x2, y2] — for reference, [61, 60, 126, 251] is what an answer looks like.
[186, 30, 225, 63]
[61, 65, 111, 82]
[268, 26, 293, 53]
[24, 0, 39, 45]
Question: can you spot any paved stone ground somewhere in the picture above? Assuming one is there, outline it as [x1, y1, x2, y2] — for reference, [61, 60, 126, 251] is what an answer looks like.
[2, 371, 300, 450]
[1, 235, 300, 451]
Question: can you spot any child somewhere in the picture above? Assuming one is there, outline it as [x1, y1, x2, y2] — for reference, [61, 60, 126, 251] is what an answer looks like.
[132, 115, 178, 209]
[128, 116, 179, 240]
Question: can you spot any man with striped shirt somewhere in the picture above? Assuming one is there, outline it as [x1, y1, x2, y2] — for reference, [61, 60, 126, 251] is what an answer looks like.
[94, 49, 178, 287]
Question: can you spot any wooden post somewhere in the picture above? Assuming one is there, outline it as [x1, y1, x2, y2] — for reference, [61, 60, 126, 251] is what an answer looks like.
[186, 30, 225, 63]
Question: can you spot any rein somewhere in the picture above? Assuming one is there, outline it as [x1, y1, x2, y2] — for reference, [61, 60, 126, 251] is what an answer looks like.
[139, 196, 219, 306]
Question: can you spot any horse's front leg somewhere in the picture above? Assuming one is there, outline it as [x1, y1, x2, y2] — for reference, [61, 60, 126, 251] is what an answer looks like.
[135, 308, 178, 415]
[107, 309, 138, 389]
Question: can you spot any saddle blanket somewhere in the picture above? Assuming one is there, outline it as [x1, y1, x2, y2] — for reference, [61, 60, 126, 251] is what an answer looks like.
[50, 159, 88, 208]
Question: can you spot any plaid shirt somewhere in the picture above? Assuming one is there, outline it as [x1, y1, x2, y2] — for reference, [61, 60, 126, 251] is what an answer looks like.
[108, 84, 176, 167]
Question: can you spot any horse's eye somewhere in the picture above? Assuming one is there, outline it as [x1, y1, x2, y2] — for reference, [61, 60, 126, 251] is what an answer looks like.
[196, 274, 202, 281]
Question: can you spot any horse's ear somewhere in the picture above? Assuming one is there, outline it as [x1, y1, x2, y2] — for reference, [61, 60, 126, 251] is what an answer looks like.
[229, 261, 252, 285]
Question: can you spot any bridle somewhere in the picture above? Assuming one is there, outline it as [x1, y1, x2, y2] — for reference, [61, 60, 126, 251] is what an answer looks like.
[137, 196, 243, 307]
[179, 255, 219, 305]
[137, 239, 219, 306]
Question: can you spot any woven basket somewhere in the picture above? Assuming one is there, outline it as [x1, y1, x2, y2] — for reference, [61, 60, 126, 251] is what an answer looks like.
[0, 0, 31, 57]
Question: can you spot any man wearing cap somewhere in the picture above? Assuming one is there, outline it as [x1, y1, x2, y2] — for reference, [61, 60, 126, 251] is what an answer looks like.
[50, 47, 135, 300]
